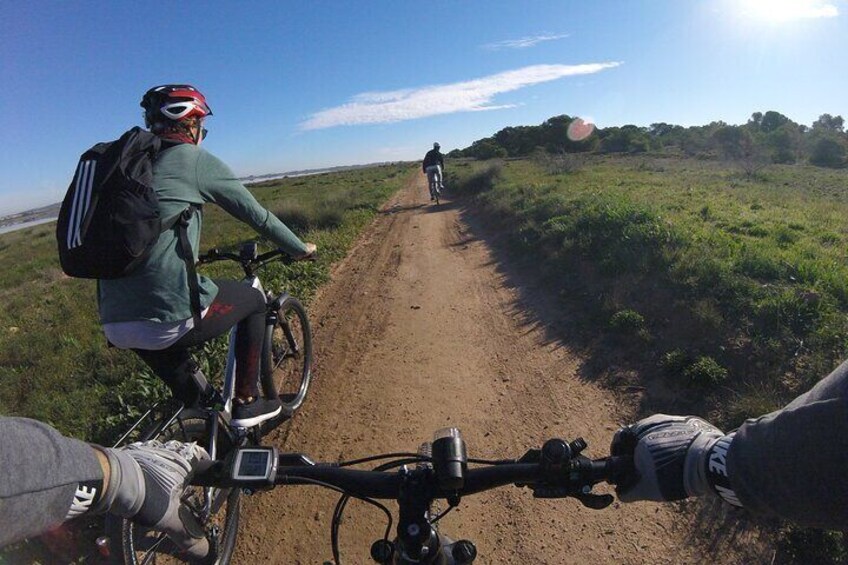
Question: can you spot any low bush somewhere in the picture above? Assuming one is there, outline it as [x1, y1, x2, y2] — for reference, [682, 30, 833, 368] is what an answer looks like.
[683, 356, 728, 388]
[660, 349, 690, 376]
[609, 310, 646, 333]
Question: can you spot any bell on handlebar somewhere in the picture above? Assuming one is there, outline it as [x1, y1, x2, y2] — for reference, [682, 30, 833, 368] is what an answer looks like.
[432, 428, 467, 492]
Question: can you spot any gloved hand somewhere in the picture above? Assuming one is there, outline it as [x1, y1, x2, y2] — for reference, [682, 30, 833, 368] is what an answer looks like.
[296, 242, 318, 260]
[610, 414, 724, 502]
[96, 440, 210, 560]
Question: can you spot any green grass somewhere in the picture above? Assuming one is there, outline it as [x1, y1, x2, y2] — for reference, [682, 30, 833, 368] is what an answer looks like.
[0, 163, 414, 444]
[450, 154, 848, 560]
[448, 155, 848, 427]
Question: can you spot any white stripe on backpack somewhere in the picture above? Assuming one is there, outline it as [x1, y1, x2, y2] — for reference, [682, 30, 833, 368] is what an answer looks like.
[67, 160, 96, 249]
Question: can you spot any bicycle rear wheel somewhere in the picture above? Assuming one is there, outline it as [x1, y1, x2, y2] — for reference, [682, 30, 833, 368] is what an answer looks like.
[263, 296, 313, 412]
[108, 414, 240, 565]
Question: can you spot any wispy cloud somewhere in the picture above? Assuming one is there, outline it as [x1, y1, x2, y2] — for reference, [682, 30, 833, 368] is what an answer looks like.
[301, 62, 621, 130]
[483, 33, 569, 50]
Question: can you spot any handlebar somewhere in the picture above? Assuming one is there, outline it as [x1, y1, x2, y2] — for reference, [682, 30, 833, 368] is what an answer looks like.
[194, 455, 628, 499]
[197, 243, 316, 276]
[189, 433, 631, 564]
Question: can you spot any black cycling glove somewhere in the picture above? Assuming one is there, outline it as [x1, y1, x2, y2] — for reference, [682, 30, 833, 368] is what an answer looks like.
[611, 414, 740, 504]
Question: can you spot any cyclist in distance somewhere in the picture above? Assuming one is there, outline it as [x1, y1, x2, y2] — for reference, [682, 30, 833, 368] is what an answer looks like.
[422, 142, 444, 201]
[99, 85, 317, 428]
[1, 359, 845, 551]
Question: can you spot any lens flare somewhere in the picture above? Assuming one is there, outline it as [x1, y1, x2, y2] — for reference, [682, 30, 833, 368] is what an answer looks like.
[567, 118, 595, 142]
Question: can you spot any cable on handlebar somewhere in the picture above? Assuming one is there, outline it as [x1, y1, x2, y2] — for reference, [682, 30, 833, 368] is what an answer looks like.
[428, 502, 456, 525]
[331, 456, 418, 564]
[291, 475, 393, 565]
[467, 457, 515, 465]
[337, 452, 429, 468]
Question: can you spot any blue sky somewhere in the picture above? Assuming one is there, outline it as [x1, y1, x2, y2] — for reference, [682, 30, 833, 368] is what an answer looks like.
[1, 0, 846, 215]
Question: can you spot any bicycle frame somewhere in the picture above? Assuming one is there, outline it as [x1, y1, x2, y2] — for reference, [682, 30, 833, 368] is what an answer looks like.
[113, 269, 285, 521]
[187, 272, 293, 437]
[106, 243, 313, 564]
[219, 274, 265, 418]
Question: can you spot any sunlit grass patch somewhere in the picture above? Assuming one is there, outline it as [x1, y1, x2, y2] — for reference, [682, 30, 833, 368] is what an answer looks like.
[449, 155, 848, 421]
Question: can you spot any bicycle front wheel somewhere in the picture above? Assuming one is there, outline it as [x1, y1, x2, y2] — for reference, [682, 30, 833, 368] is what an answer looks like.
[264, 296, 313, 412]
[108, 415, 241, 565]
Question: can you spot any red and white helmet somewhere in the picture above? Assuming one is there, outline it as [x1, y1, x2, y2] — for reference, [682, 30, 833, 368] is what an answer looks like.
[141, 84, 212, 129]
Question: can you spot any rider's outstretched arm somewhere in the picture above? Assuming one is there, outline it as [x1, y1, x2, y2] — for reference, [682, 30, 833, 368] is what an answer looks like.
[613, 359, 848, 530]
[196, 150, 311, 258]
[0, 417, 210, 558]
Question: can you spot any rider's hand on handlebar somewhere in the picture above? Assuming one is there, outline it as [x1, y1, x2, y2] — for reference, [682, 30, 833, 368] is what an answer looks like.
[98, 440, 211, 560]
[610, 414, 724, 502]
[296, 242, 318, 260]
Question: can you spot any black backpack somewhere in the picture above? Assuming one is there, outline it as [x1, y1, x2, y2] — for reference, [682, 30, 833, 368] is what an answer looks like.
[56, 128, 202, 324]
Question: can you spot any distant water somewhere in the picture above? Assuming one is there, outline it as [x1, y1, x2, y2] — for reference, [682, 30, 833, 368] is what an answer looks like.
[0, 217, 57, 235]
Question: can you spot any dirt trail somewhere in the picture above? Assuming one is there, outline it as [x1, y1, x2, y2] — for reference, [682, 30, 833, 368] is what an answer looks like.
[234, 175, 742, 564]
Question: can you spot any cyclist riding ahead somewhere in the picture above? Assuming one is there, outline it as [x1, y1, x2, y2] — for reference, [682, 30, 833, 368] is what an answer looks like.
[99, 85, 317, 429]
[422, 142, 444, 202]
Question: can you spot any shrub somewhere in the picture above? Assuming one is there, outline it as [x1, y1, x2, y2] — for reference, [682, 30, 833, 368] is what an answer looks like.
[683, 356, 728, 388]
[609, 310, 646, 333]
[453, 163, 503, 195]
[273, 191, 358, 232]
[660, 349, 690, 375]
[571, 198, 673, 274]
[773, 225, 799, 248]
[809, 136, 846, 168]
[274, 203, 311, 231]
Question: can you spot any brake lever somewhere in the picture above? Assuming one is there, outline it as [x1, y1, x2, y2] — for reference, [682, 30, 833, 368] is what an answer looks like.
[197, 247, 221, 264]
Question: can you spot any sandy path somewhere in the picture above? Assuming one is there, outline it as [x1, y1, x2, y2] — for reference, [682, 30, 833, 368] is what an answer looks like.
[232, 174, 746, 564]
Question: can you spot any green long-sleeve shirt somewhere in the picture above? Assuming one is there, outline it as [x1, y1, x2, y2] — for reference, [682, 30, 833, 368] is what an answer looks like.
[98, 143, 307, 324]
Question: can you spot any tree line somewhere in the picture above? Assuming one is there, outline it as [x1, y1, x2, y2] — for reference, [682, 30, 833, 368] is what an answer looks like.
[448, 111, 848, 169]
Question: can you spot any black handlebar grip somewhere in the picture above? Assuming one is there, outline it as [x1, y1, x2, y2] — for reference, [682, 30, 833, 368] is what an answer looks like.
[602, 455, 635, 486]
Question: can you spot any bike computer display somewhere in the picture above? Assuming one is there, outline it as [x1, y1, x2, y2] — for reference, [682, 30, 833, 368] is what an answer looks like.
[230, 447, 278, 485]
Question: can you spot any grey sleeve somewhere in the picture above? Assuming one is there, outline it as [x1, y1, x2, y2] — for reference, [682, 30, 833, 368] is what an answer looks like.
[727, 360, 848, 529]
[0, 417, 103, 547]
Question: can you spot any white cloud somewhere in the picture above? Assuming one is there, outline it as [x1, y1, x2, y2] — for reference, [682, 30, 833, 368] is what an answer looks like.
[483, 33, 569, 50]
[301, 62, 621, 130]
